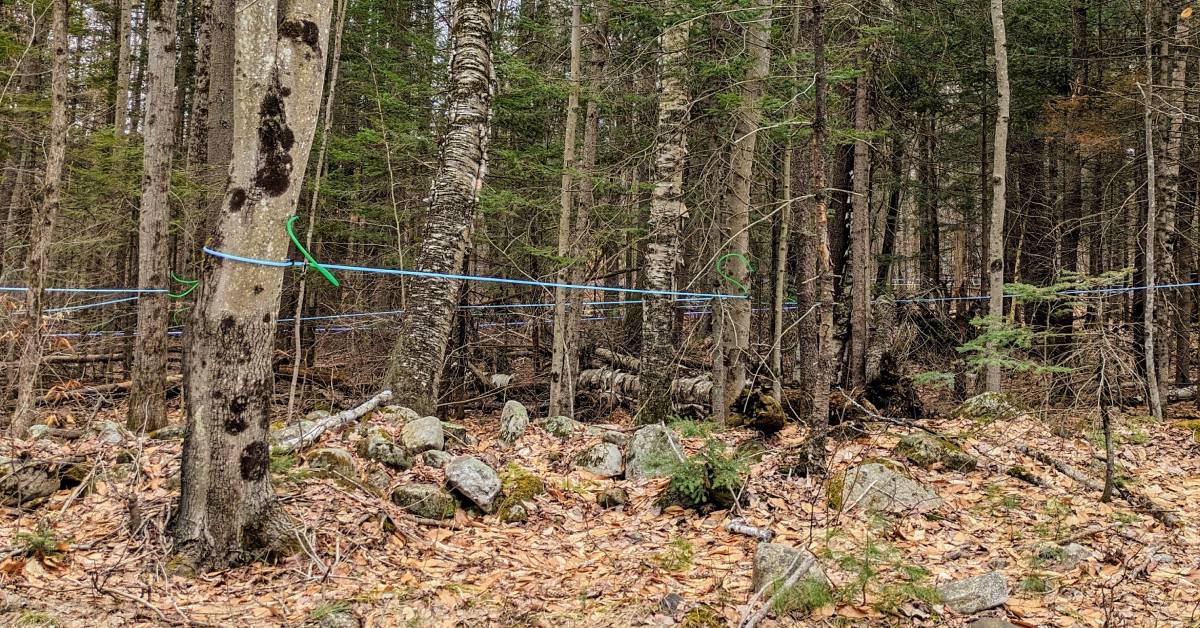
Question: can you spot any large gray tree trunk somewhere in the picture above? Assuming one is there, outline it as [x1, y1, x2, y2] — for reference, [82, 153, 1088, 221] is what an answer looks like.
[985, 0, 1010, 393]
[638, 15, 691, 424]
[127, 0, 179, 432]
[384, 0, 495, 416]
[173, 0, 333, 567]
[9, 0, 69, 436]
[718, 0, 771, 407]
[202, 0, 235, 237]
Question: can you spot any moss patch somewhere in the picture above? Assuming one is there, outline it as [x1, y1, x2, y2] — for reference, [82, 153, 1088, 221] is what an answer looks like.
[497, 464, 545, 522]
[1171, 420, 1200, 442]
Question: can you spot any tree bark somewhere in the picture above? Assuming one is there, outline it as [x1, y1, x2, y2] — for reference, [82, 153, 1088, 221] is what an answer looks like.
[985, 0, 1010, 393]
[638, 14, 691, 424]
[202, 0, 235, 237]
[718, 0, 772, 405]
[1140, 0, 1163, 421]
[845, 42, 872, 390]
[384, 0, 495, 416]
[173, 0, 334, 567]
[114, 0, 132, 133]
[128, 0, 179, 432]
[9, 0, 69, 436]
[549, 0, 583, 417]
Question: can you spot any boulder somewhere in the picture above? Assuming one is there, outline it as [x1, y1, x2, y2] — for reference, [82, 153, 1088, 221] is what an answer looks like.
[895, 433, 977, 472]
[445, 457, 501, 512]
[0, 457, 62, 506]
[391, 484, 457, 519]
[96, 420, 123, 444]
[536, 415, 580, 438]
[1033, 542, 1091, 569]
[356, 427, 412, 470]
[937, 572, 1009, 614]
[400, 416, 444, 453]
[955, 392, 1021, 422]
[148, 424, 186, 440]
[601, 429, 631, 448]
[498, 400, 529, 445]
[365, 469, 392, 494]
[597, 487, 629, 508]
[305, 409, 331, 422]
[625, 424, 681, 480]
[309, 448, 356, 478]
[27, 424, 51, 441]
[271, 419, 317, 446]
[420, 450, 453, 468]
[575, 442, 623, 478]
[833, 462, 943, 514]
[967, 618, 1018, 628]
[751, 543, 828, 593]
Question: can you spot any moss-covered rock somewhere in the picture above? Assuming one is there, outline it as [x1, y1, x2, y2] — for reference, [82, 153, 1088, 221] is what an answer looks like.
[574, 442, 623, 477]
[309, 448, 356, 478]
[895, 433, 977, 471]
[356, 427, 412, 470]
[497, 464, 545, 522]
[536, 415, 580, 438]
[390, 484, 456, 519]
[1171, 419, 1200, 442]
[955, 392, 1022, 422]
[834, 462, 943, 514]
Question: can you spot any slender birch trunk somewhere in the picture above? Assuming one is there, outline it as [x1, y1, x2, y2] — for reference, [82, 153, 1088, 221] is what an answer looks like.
[638, 15, 691, 424]
[1141, 0, 1163, 421]
[9, 0, 69, 436]
[127, 0, 179, 432]
[384, 0, 495, 415]
[985, 0, 1010, 393]
[173, 0, 334, 566]
[549, 0, 583, 417]
[719, 0, 772, 406]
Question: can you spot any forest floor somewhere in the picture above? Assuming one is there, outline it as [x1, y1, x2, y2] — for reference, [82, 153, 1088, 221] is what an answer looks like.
[2, 391, 1199, 627]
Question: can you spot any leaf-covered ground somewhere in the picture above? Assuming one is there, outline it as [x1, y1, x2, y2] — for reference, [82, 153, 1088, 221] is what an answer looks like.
[2, 398, 1198, 627]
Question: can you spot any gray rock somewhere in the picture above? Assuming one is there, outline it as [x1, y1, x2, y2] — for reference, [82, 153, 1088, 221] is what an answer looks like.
[420, 450, 453, 468]
[316, 609, 360, 628]
[148, 424, 185, 440]
[498, 400, 529, 445]
[271, 420, 317, 445]
[1033, 542, 1092, 569]
[625, 424, 681, 480]
[27, 424, 51, 440]
[442, 422, 476, 447]
[400, 416, 444, 453]
[0, 456, 62, 506]
[391, 484, 457, 519]
[937, 572, 1009, 614]
[895, 433, 977, 472]
[380, 405, 421, 423]
[967, 618, 1018, 628]
[597, 487, 629, 508]
[575, 442, 623, 478]
[96, 420, 123, 444]
[536, 415, 580, 438]
[309, 448, 356, 478]
[955, 392, 1022, 422]
[751, 543, 828, 594]
[356, 427, 412, 470]
[445, 456, 501, 512]
[838, 462, 943, 514]
[601, 430, 631, 448]
[659, 592, 684, 614]
[500, 501, 530, 523]
[365, 469, 392, 494]
[305, 410, 331, 422]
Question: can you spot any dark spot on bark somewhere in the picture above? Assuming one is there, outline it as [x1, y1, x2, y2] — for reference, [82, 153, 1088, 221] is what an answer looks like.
[212, 389, 224, 400]
[279, 19, 320, 52]
[225, 395, 250, 433]
[220, 316, 235, 332]
[229, 188, 247, 212]
[240, 441, 269, 482]
[254, 76, 294, 197]
[262, 312, 271, 323]
[253, 285, 264, 294]
[147, 0, 163, 20]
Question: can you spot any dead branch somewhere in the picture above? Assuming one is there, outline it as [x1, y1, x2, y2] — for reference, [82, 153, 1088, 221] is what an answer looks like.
[271, 389, 394, 455]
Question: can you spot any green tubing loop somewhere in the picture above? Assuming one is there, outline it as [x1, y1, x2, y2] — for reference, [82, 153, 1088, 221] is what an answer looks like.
[716, 251, 754, 295]
[287, 215, 340, 288]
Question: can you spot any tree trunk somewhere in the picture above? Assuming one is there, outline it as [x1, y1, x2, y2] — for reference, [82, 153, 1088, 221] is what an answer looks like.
[638, 14, 691, 424]
[549, 0, 582, 418]
[845, 45, 872, 390]
[1140, 0, 1163, 421]
[794, 0, 833, 457]
[771, 6, 801, 402]
[9, 0, 69, 436]
[718, 0, 772, 405]
[1154, 5, 1186, 403]
[985, 0, 1010, 393]
[202, 0, 235, 237]
[173, 0, 334, 567]
[918, 113, 940, 293]
[114, 0, 132, 133]
[384, 0, 495, 416]
[127, 0, 179, 433]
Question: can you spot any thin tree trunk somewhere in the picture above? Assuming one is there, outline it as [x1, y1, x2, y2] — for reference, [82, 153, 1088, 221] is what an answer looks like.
[1140, 1, 1163, 421]
[173, 0, 334, 567]
[9, 0, 69, 436]
[384, 0, 495, 416]
[202, 0, 235, 237]
[1154, 5, 1186, 403]
[638, 14, 691, 424]
[549, 0, 582, 418]
[288, 0, 347, 418]
[985, 0, 1010, 393]
[114, 0, 132, 133]
[846, 46, 872, 390]
[795, 0, 833, 461]
[719, 0, 772, 406]
[127, 0, 179, 432]
[771, 6, 801, 402]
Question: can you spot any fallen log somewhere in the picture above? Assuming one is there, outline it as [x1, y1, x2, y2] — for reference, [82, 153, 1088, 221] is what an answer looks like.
[42, 375, 182, 403]
[576, 367, 716, 415]
[271, 389, 394, 455]
[1014, 444, 1179, 528]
